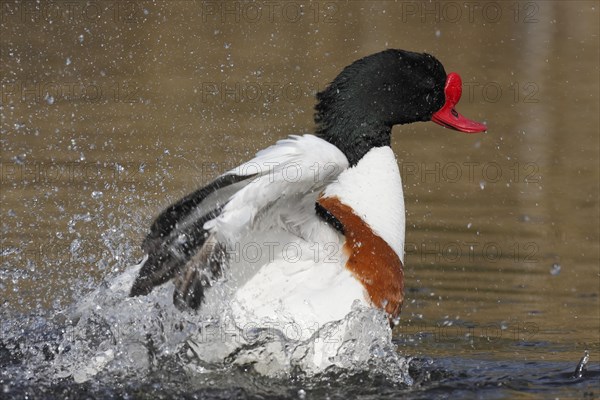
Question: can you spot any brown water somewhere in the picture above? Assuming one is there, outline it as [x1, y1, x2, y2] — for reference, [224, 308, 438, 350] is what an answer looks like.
[1, 1, 599, 397]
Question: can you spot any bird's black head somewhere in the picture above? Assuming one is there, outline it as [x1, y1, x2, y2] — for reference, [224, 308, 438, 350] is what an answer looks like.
[314, 49, 486, 165]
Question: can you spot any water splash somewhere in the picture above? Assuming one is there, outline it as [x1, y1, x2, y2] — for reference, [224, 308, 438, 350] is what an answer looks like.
[34, 262, 411, 385]
[574, 350, 590, 379]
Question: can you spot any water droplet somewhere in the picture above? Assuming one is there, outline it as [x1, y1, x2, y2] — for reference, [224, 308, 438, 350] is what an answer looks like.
[479, 181, 486, 190]
[92, 191, 103, 199]
[550, 263, 561, 276]
[298, 389, 306, 399]
[12, 154, 25, 164]
[45, 94, 54, 105]
[66, 57, 72, 66]
[70, 239, 81, 254]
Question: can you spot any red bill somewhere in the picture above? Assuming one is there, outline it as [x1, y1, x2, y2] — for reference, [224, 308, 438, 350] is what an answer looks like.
[432, 72, 487, 133]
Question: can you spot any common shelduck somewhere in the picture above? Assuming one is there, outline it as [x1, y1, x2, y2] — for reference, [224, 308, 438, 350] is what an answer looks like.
[129, 49, 486, 341]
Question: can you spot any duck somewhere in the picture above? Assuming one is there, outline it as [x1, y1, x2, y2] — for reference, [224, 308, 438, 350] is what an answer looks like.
[128, 49, 486, 342]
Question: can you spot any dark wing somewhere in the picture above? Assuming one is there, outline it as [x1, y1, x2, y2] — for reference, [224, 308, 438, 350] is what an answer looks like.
[129, 173, 255, 309]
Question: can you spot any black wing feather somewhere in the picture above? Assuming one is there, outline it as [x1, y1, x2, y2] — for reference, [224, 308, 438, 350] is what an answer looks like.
[130, 206, 222, 297]
[130, 173, 255, 307]
[142, 173, 251, 253]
